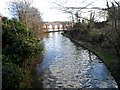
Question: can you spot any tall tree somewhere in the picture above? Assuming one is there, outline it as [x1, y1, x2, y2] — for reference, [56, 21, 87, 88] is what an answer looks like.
[9, 0, 43, 38]
[104, 0, 120, 56]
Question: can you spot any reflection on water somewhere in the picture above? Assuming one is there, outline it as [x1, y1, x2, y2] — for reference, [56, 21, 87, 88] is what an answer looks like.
[48, 28, 63, 31]
[44, 28, 64, 32]
[32, 32, 118, 88]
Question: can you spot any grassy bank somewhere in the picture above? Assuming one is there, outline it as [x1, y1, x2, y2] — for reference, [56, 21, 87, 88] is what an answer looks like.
[62, 32, 120, 88]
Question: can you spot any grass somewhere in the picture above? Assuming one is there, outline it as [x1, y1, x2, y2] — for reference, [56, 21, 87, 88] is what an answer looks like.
[92, 49, 114, 62]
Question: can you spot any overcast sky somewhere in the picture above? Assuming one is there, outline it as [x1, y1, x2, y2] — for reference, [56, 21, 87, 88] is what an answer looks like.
[0, 0, 119, 22]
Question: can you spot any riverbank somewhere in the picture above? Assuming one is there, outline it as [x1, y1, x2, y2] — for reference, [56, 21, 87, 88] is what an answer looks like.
[2, 17, 43, 89]
[62, 32, 120, 88]
[31, 32, 118, 88]
[20, 53, 43, 88]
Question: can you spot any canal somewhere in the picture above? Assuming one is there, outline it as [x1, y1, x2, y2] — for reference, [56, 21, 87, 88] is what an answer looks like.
[32, 32, 118, 88]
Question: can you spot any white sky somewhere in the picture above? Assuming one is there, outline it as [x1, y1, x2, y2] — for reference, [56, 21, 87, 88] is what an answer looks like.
[0, 0, 119, 22]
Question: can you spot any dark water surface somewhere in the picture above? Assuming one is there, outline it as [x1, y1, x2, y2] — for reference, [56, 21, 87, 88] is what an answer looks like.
[32, 32, 118, 88]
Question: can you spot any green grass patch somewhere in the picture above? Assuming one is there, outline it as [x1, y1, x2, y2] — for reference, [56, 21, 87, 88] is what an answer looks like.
[92, 49, 114, 62]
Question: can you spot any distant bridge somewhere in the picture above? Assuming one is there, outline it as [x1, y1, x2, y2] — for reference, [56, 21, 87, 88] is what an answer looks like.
[43, 21, 73, 33]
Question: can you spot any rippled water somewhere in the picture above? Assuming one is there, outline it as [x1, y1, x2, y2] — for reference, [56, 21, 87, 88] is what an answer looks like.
[32, 32, 118, 88]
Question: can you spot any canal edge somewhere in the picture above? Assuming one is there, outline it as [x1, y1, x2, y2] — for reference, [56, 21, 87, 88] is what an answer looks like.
[61, 33, 120, 89]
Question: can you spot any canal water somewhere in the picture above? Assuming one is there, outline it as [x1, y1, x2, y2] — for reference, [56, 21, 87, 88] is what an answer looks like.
[32, 32, 118, 88]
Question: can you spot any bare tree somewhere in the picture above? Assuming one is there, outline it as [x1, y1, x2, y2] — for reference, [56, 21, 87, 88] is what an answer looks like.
[51, 0, 100, 23]
[8, 0, 43, 38]
[104, 0, 120, 56]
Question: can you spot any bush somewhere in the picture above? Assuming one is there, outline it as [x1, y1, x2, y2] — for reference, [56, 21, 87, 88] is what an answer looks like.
[2, 60, 23, 89]
[2, 17, 41, 88]
[88, 29, 103, 44]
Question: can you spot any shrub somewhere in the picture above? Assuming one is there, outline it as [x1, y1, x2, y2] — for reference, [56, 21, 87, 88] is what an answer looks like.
[2, 59, 23, 89]
[2, 17, 41, 88]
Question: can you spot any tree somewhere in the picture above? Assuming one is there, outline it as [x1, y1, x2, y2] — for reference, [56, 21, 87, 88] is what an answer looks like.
[104, 0, 120, 56]
[2, 17, 41, 88]
[9, 0, 43, 38]
[54, 1, 95, 18]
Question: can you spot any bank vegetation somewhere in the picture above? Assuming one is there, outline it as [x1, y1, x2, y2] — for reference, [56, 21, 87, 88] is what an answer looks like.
[2, 0, 43, 89]
[63, 1, 120, 88]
